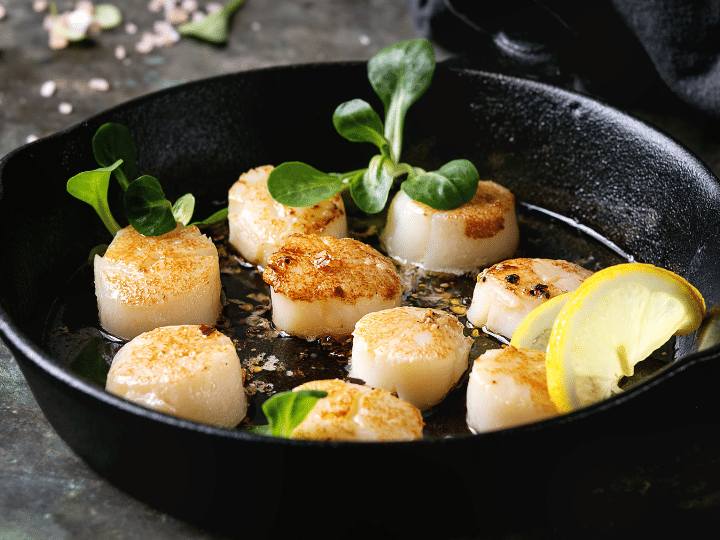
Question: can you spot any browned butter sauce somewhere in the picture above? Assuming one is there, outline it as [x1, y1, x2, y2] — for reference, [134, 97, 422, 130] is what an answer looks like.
[44, 205, 672, 438]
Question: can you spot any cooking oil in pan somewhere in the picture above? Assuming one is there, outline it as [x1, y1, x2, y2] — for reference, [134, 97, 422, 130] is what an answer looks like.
[44, 204, 669, 438]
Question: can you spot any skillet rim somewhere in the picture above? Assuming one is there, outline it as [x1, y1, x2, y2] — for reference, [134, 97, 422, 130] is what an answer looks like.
[1, 60, 719, 449]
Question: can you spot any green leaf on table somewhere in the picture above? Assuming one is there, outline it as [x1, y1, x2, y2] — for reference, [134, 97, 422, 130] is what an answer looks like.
[123, 175, 177, 236]
[94, 4, 123, 29]
[177, 0, 248, 44]
[93, 123, 137, 191]
[244, 390, 328, 438]
[67, 159, 123, 236]
[267, 162, 346, 207]
[401, 159, 479, 210]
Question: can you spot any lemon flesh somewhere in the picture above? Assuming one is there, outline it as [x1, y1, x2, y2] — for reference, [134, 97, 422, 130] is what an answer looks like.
[545, 263, 705, 413]
[510, 293, 572, 352]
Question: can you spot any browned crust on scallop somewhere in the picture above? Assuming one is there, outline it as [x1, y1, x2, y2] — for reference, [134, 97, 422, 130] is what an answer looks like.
[412, 181, 515, 239]
[231, 165, 346, 233]
[478, 346, 557, 412]
[262, 234, 402, 302]
[290, 379, 424, 441]
[100, 224, 219, 306]
[477, 258, 593, 300]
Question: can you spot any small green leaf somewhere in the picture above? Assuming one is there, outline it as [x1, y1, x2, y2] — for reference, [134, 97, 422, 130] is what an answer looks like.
[123, 175, 177, 236]
[67, 160, 123, 236]
[177, 0, 248, 44]
[333, 99, 389, 152]
[93, 123, 137, 191]
[191, 207, 229, 227]
[267, 162, 346, 207]
[367, 38, 435, 160]
[172, 193, 195, 225]
[351, 154, 394, 214]
[250, 390, 328, 438]
[94, 4, 122, 29]
[401, 159, 479, 210]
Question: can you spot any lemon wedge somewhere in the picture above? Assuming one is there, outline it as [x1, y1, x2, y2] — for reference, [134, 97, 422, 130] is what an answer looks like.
[510, 293, 572, 352]
[545, 263, 705, 413]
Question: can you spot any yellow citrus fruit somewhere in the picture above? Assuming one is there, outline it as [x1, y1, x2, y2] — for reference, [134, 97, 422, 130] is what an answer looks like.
[545, 263, 705, 413]
[510, 293, 572, 352]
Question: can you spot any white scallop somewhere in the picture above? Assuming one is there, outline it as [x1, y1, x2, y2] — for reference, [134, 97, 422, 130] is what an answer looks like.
[94, 224, 222, 341]
[106, 325, 247, 428]
[350, 306, 472, 411]
[228, 165, 347, 269]
[262, 234, 403, 339]
[466, 346, 558, 433]
[380, 181, 519, 274]
[466, 258, 594, 340]
[290, 379, 424, 441]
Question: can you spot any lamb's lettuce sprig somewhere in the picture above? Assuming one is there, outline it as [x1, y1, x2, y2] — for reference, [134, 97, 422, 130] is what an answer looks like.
[243, 390, 328, 438]
[67, 122, 227, 237]
[267, 38, 479, 214]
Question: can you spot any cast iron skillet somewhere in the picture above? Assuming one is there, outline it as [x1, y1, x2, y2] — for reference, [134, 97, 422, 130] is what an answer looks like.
[2, 62, 720, 539]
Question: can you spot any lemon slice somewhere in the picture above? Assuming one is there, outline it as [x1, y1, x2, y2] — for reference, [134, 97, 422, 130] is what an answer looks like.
[546, 263, 705, 413]
[510, 293, 572, 352]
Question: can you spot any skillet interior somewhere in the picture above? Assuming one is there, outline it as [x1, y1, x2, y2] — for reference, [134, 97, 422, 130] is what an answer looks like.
[2, 62, 720, 538]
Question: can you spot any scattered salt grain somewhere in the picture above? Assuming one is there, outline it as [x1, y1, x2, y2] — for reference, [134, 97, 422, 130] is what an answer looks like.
[135, 32, 156, 53]
[40, 80, 57, 98]
[181, 0, 198, 11]
[33, 0, 48, 13]
[58, 102, 73, 114]
[154, 20, 180, 45]
[148, 0, 164, 13]
[206, 2, 222, 14]
[114, 44, 127, 60]
[359, 34, 371, 46]
[88, 77, 110, 92]
[0, 5, 6, 21]
[125, 22, 138, 34]
[251, 21, 261, 32]
[26, 134, 39, 143]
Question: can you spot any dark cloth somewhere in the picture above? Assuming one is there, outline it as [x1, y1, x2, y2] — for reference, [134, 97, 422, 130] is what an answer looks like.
[403, 0, 720, 118]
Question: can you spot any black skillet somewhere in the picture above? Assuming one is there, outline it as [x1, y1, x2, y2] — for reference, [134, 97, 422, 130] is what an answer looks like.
[2, 61, 720, 539]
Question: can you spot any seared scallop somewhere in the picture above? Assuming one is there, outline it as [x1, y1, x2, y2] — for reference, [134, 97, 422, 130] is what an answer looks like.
[380, 181, 519, 274]
[466, 345, 558, 433]
[105, 325, 247, 428]
[466, 258, 594, 340]
[350, 307, 472, 411]
[228, 165, 347, 268]
[290, 379, 424, 441]
[94, 223, 222, 341]
[262, 233, 403, 339]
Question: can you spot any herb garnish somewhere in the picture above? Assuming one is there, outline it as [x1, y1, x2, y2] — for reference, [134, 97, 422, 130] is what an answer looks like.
[67, 122, 226, 237]
[267, 38, 480, 214]
[243, 390, 327, 438]
[177, 0, 248, 44]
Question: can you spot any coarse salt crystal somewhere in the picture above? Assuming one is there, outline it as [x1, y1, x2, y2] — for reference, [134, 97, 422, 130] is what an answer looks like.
[33, 0, 48, 13]
[125, 22, 138, 35]
[206, 2, 222, 14]
[40, 80, 57, 98]
[115, 45, 127, 60]
[58, 102, 73, 114]
[181, 0, 198, 11]
[0, 6, 6, 21]
[26, 134, 39, 143]
[89, 78, 110, 92]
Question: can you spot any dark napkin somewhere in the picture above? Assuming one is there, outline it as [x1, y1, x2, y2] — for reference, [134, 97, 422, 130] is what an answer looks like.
[404, 0, 720, 118]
